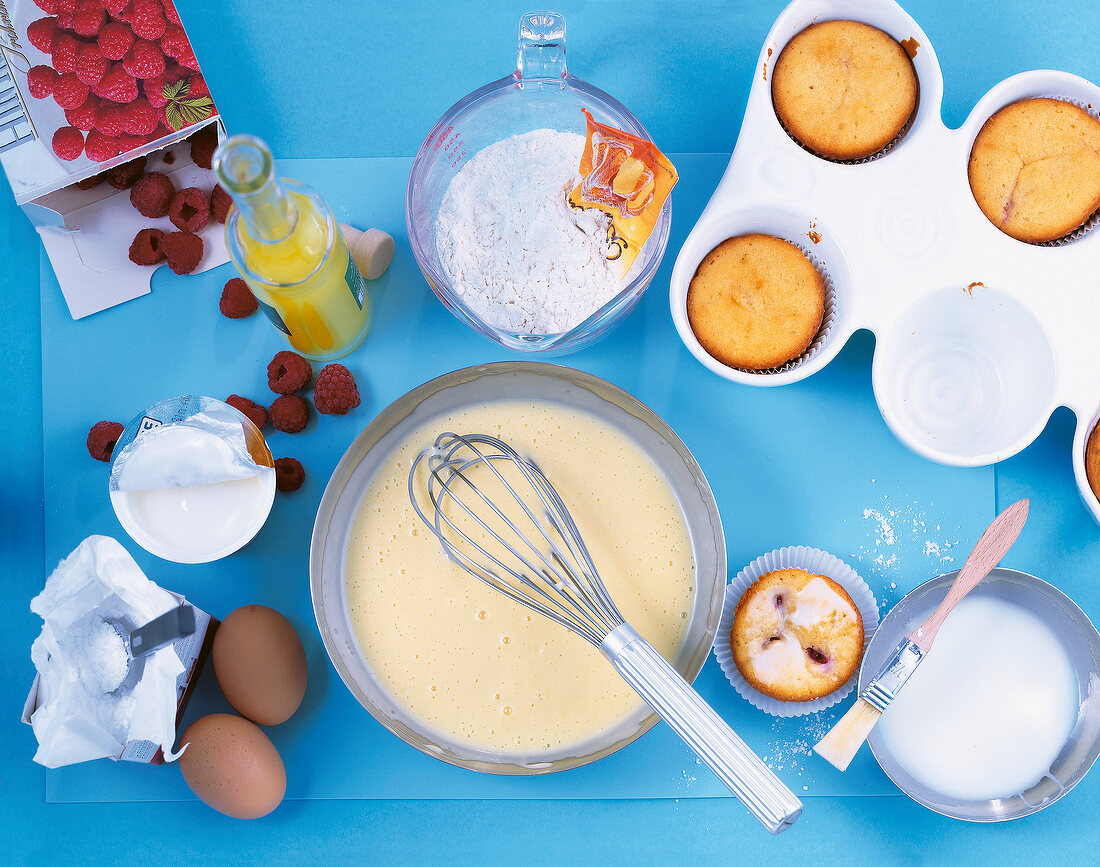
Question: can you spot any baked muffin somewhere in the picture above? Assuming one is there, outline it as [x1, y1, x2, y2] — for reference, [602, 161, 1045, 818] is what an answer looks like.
[1087, 420, 1100, 502]
[772, 20, 918, 160]
[686, 233, 825, 370]
[730, 568, 864, 703]
[968, 98, 1100, 243]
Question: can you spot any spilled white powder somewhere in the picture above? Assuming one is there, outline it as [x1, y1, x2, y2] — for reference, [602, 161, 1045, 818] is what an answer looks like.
[435, 129, 620, 334]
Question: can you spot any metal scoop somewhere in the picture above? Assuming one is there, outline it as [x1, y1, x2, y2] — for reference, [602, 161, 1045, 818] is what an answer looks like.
[104, 605, 195, 693]
[410, 432, 803, 834]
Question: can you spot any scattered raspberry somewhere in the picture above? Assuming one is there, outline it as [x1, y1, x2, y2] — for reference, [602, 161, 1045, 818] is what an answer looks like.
[85, 128, 120, 162]
[274, 457, 305, 492]
[51, 33, 80, 74]
[104, 155, 146, 188]
[52, 73, 89, 110]
[97, 20, 134, 61]
[269, 395, 309, 433]
[167, 185, 209, 231]
[87, 420, 124, 462]
[313, 364, 361, 415]
[65, 96, 99, 131]
[52, 125, 84, 160]
[120, 97, 158, 134]
[220, 278, 257, 318]
[210, 183, 232, 223]
[188, 123, 217, 169]
[27, 17, 59, 53]
[129, 170, 174, 216]
[27, 65, 57, 99]
[95, 65, 138, 103]
[267, 351, 313, 394]
[127, 227, 164, 265]
[76, 174, 104, 189]
[162, 0, 181, 26]
[72, 4, 105, 36]
[161, 230, 202, 274]
[225, 395, 267, 430]
[185, 72, 208, 98]
[123, 39, 165, 79]
[94, 100, 123, 135]
[142, 73, 167, 107]
[32, 0, 60, 14]
[129, 0, 165, 40]
[75, 43, 110, 86]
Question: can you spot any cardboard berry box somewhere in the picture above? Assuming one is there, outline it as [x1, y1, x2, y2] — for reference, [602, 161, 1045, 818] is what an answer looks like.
[0, 0, 230, 318]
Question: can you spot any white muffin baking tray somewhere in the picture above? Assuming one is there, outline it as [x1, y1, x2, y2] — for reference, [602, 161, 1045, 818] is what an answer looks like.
[669, 0, 1100, 525]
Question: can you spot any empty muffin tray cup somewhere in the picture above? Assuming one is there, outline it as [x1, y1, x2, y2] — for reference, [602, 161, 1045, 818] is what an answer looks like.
[670, 0, 1100, 525]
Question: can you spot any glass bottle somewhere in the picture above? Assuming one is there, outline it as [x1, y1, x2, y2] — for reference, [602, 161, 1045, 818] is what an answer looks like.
[213, 134, 370, 360]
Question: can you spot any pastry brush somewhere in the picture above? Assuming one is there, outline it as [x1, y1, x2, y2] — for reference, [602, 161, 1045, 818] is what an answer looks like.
[813, 498, 1029, 771]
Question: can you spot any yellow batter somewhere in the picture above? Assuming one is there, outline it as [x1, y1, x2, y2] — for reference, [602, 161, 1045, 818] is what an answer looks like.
[345, 400, 696, 757]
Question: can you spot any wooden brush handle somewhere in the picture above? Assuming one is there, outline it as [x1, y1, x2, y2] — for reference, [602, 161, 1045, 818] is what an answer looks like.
[908, 498, 1029, 652]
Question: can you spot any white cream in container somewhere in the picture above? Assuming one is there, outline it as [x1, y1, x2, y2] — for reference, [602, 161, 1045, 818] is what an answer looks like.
[109, 396, 276, 563]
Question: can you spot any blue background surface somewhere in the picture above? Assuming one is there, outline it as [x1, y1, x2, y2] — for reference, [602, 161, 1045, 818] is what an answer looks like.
[4, 0, 1100, 862]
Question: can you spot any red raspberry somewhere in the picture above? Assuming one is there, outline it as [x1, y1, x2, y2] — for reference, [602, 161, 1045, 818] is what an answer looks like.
[104, 155, 146, 188]
[220, 278, 257, 319]
[87, 420, 124, 462]
[188, 122, 217, 169]
[57, 0, 78, 13]
[65, 95, 100, 130]
[56, 10, 75, 29]
[269, 395, 309, 433]
[210, 183, 232, 224]
[120, 97, 158, 134]
[142, 73, 167, 106]
[267, 351, 313, 394]
[123, 39, 164, 78]
[73, 4, 105, 36]
[75, 43, 109, 86]
[94, 100, 124, 135]
[33, 0, 60, 13]
[160, 22, 192, 60]
[51, 125, 84, 160]
[167, 186, 208, 231]
[27, 17, 59, 53]
[76, 173, 104, 189]
[85, 129, 120, 162]
[313, 364, 361, 415]
[129, 1, 165, 40]
[225, 395, 267, 430]
[27, 65, 57, 99]
[184, 72, 208, 98]
[128, 227, 164, 265]
[103, 0, 128, 15]
[97, 21, 134, 61]
[95, 65, 138, 103]
[52, 73, 89, 109]
[161, 230, 203, 274]
[162, 0, 181, 27]
[274, 457, 305, 492]
[51, 34, 81, 75]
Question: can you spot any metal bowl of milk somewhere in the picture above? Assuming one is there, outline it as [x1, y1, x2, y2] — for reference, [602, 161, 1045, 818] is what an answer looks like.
[310, 362, 726, 774]
[863, 568, 1100, 821]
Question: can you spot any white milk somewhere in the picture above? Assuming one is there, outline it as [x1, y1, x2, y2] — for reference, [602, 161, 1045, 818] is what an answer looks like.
[877, 594, 1079, 801]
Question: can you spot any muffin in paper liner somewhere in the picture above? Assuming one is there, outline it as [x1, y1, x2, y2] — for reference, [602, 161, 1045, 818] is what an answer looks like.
[712, 546, 879, 717]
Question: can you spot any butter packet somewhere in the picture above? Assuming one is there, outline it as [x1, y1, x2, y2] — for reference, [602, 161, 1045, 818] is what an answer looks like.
[568, 109, 678, 278]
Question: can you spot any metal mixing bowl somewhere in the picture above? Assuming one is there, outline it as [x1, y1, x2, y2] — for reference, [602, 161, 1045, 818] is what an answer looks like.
[310, 362, 726, 774]
[863, 568, 1100, 821]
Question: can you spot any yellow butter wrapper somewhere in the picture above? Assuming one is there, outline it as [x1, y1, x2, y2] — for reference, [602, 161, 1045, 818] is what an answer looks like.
[568, 109, 678, 279]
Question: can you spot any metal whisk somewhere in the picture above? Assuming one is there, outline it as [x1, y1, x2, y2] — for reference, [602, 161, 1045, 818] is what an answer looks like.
[409, 432, 803, 834]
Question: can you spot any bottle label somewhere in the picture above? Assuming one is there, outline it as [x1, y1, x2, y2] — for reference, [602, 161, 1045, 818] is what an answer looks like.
[345, 257, 366, 310]
[256, 297, 291, 335]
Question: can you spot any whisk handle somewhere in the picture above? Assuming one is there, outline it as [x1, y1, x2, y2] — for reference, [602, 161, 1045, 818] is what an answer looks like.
[601, 624, 803, 834]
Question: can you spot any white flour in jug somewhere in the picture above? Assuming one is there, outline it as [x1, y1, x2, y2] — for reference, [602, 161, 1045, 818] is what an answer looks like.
[435, 129, 621, 334]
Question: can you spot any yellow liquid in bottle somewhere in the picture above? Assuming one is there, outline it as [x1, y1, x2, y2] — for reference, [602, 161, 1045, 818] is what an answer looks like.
[234, 189, 370, 359]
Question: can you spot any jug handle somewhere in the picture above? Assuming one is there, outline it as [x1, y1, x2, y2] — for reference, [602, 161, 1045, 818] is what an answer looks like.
[516, 11, 567, 86]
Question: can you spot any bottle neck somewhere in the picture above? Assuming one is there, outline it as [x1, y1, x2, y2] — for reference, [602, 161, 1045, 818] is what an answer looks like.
[214, 134, 297, 242]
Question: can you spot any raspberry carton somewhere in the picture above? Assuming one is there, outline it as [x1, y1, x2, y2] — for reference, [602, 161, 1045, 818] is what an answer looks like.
[0, 0, 230, 318]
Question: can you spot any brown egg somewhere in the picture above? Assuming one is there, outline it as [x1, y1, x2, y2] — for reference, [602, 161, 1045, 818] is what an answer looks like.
[179, 713, 286, 819]
[213, 605, 308, 725]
